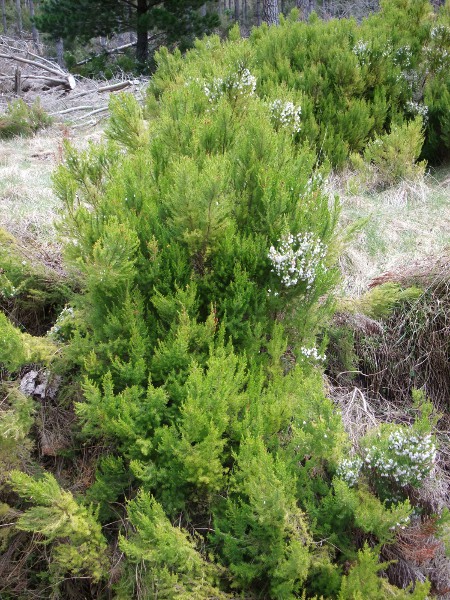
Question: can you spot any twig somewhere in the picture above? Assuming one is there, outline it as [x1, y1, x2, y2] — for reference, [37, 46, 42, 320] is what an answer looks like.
[50, 105, 95, 116]
[70, 106, 109, 122]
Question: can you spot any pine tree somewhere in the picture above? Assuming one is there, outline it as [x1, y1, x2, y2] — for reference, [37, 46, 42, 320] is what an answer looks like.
[35, 0, 220, 65]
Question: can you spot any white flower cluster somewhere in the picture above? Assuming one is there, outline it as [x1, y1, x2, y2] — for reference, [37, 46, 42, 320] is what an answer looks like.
[365, 429, 437, 487]
[381, 43, 393, 59]
[389, 515, 410, 531]
[204, 67, 256, 103]
[268, 232, 327, 290]
[184, 76, 201, 88]
[336, 456, 363, 487]
[396, 69, 420, 90]
[425, 44, 449, 74]
[353, 40, 370, 64]
[300, 346, 326, 362]
[430, 25, 450, 40]
[394, 45, 413, 68]
[304, 172, 326, 195]
[0, 278, 17, 299]
[270, 99, 302, 134]
[406, 101, 428, 122]
[48, 306, 75, 341]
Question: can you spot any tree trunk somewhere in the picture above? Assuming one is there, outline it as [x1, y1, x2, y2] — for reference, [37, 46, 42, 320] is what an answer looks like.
[262, 0, 279, 25]
[14, 66, 22, 94]
[297, 0, 313, 19]
[136, 0, 148, 64]
[234, 0, 240, 22]
[15, 0, 23, 38]
[256, 0, 261, 25]
[29, 0, 40, 48]
[55, 37, 65, 68]
[1, 0, 7, 34]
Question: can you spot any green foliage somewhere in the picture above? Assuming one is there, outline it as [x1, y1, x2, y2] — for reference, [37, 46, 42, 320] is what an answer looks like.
[85, 455, 132, 521]
[0, 387, 35, 474]
[9, 470, 108, 582]
[339, 544, 430, 599]
[325, 324, 358, 378]
[353, 283, 423, 320]
[144, 0, 449, 167]
[0, 228, 70, 335]
[4, 3, 448, 597]
[0, 99, 52, 139]
[0, 311, 56, 372]
[117, 490, 229, 599]
[214, 436, 311, 598]
[107, 93, 149, 150]
[36, 0, 220, 66]
[350, 118, 426, 189]
[351, 485, 412, 545]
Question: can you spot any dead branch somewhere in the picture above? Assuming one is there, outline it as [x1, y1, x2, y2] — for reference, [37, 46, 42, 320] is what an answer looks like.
[49, 105, 95, 115]
[0, 52, 76, 89]
[75, 41, 137, 66]
[70, 106, 109, 122]
[97, 80, 132, 93]
[0, 74, 70, 85]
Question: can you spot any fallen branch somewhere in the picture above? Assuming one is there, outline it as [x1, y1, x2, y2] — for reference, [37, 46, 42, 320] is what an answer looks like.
[70, 106, 109, 122]
[65, 80, 131, 100]
[65, 87, 98, 100]
[50, 105, 95, 116]
[97, 80, 132, 93]
[0, 52, 76, 89]
[0, 74, 70, 85]
[75, 41, 137, 66]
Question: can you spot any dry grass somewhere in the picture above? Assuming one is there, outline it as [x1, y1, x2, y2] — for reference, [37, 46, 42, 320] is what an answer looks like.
[0, 123, 105, 247]
[334, 167, 450, 296]
[0, 126, 64, 245]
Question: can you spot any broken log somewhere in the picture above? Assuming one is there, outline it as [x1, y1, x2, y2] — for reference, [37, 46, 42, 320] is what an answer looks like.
[0, 51, 76, 89]
[97, 80, 132, 93]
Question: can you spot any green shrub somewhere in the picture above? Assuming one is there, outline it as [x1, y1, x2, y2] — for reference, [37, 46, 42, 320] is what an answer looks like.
[338, 544, 430, 599]
[2, 3, 449, 597]
[0, 228, 70, 335]
[0, 311, 56, 372]
[117, 490, 229, 599]
[348, 283, 423, 320]
[336, 393, 438, 501]
[350, 118, 427, 189]
[9, 470, 108, 582]
[0, 99, 52, 139]
[0, 387, 35, 475]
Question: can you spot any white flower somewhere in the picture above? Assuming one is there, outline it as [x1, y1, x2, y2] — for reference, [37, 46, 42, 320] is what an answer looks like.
[268, 231, 327, 290]
[270, 99, 302, 134]
[203, 67, 256, 104]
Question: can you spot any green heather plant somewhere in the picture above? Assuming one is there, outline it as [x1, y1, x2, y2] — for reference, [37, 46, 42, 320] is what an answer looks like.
[336, 392, 438, 503]
[9, 470, 108, 582]
[0, 99, 52, 140]
[0, 228, 69, 335]
[1, 2, 449, 597]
